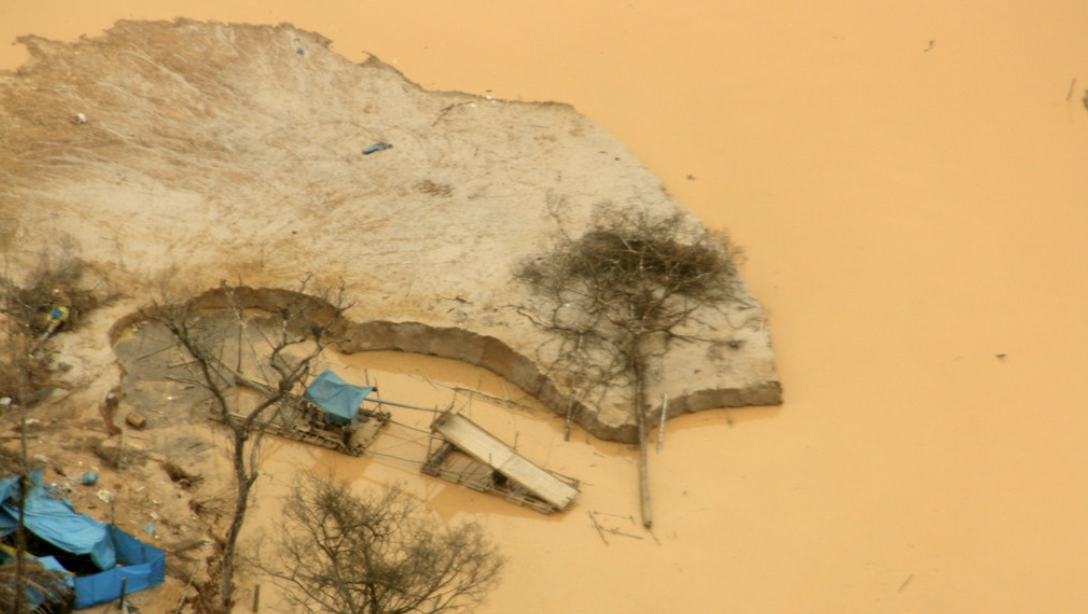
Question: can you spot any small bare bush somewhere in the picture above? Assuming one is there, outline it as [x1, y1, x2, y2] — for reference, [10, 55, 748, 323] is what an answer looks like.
[265, 475, 503, 614]
[0, 239, 99, 336]
[0, 239, 109, 406]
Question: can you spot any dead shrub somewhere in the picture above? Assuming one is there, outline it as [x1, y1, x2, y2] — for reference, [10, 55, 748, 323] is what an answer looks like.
[0, 238, 113, 407]
[0, 239, 100, 337]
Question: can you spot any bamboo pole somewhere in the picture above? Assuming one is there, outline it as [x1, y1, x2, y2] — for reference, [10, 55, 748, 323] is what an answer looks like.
[603, 527, 644, 540]
[135, 343, 174, 362]
[588, 512, 609, 545]
[118, 428, 126, 470]
[564, 394, 575, 441]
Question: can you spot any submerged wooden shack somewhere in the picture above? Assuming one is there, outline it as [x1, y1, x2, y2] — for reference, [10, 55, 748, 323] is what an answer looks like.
[422, 412, 580, 514]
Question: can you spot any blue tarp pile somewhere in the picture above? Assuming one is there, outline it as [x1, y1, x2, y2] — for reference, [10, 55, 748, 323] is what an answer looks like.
[0, 470, 165, 609]
[303, 369, 375, 429]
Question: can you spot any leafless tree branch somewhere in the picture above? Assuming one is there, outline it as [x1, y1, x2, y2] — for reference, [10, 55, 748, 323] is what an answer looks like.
[263, 475, 503, 614]
[144, 279, 353, 614]
[514, 204, 742, 527]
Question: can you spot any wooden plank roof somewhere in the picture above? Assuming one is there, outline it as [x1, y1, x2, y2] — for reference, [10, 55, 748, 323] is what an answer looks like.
[431, 412, 579, 510]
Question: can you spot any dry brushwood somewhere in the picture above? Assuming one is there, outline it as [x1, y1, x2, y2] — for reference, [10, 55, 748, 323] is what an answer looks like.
[0, 238, 114, 406]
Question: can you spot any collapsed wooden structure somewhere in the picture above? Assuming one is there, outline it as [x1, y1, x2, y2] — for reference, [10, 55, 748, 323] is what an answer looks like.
[422, 412, 580, 514]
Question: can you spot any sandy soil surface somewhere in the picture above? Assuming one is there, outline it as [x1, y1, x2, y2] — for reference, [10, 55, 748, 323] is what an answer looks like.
[0, 19, 778, 440]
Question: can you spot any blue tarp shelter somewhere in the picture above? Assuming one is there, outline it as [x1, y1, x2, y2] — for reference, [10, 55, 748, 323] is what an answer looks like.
[303, 369, 375, 428]
[0, 473, 115, 570]
[0, 470, 165, 609]
[70, 525, 165, 609]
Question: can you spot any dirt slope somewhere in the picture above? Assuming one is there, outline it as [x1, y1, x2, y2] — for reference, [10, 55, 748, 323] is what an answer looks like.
[0, 19, 779, 441]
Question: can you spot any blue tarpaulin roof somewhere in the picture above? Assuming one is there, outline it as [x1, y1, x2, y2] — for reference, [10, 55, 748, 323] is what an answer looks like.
[0, 472, 115, 570]
[0, 470, 165, 608]
[303, 369, 374, 428]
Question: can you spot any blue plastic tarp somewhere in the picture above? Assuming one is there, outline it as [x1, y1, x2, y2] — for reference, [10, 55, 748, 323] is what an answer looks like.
[0, 471, 166, 608]
[0, 472, 116, 570]
[303, 369, 374, 428]
[0, 474, 18, 505]
[72, 525, 165, 609]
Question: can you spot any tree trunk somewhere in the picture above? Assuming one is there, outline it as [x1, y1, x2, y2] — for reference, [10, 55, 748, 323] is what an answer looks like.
[219, 430, 253, 613]
[632, 335, 653, 528]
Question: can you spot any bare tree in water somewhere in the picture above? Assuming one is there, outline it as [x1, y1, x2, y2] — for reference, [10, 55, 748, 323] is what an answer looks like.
[147, 278, 350, 614]
[515, 204, 742, 527]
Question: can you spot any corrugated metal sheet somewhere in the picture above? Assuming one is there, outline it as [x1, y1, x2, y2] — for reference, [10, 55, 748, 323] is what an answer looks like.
[432, 413, 579, 510]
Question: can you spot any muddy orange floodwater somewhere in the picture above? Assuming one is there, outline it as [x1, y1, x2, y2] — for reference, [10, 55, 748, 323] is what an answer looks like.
[5, 1, 1088, 612]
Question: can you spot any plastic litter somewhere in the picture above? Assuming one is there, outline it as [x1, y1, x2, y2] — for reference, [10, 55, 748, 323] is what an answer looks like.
[363, 142, 393, 155]
[81, 472, 98, 486]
